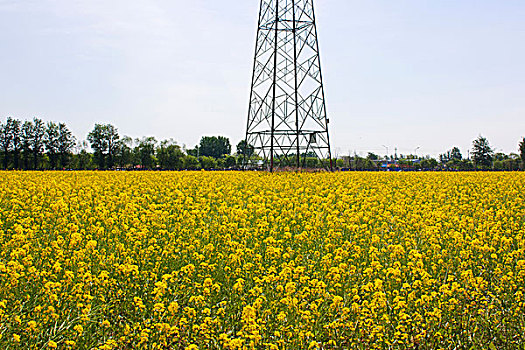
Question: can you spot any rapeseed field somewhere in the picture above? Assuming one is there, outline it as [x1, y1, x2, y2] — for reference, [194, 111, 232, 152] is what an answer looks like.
[0, 172, 524, 349]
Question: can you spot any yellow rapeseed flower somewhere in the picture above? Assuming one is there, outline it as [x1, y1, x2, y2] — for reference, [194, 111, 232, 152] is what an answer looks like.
[0, 171, 523, 349]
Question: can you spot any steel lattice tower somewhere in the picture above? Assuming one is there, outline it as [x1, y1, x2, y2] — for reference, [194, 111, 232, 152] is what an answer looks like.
[244, 0, 333, 171]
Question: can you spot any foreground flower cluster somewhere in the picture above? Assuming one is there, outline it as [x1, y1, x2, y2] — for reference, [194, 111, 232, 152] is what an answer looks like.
[0, 172, 524, 349]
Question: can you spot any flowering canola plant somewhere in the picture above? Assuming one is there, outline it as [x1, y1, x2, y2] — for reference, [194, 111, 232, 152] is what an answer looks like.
[0, 172, 524, 349]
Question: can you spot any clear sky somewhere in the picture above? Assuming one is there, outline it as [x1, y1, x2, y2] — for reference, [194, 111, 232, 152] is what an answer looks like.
[1, 0, 524, 158]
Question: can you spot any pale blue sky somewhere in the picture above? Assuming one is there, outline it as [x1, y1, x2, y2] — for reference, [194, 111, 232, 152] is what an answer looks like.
[1, 0, 524, 157]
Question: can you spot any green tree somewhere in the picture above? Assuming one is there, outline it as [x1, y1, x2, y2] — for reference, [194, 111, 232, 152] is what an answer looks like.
[21, 121, 34, 170]
[105, 125, 120, 168]
[74, 141, 93, 170]
[31, 118, 46, 170]
[519, 137, 525, 170]
[420, 158, 438, 170]
[367, 152, 379, 161]
[224, 155, 237, 169]
[216, 158, 226, 169]
[199, 156, 217, 170]
[10, 118, 21, 169]
[157, 140, 184, 170]
[236, 140, 255, 159]
[87, 124, 120, 169]
[45, 122, 60, 169]
[199, 136, 231, 159]
[134, 137, 157, 169]
[57, 123, 76, 168]
[493, 154, 520, 171]
[305, 157, 320, 169]
[440, 147, 463, 169]
[183, 155, 201, 170]
[457, 159, 474, 171]
[115, 136, 134, 169]
[186, 147, 199, 157]
[88, 124, 108, 169]
[450, 147, 462, 161]
[494, 153, 508, 162]
[440, 147, 462, 164]
[0, 118, 14, 169]
[352, 156, 377, 171]
[0, 117, 23, 169]
[471, 135, 494, 169]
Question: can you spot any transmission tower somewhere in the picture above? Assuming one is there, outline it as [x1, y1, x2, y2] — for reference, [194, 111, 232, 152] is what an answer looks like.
[244, 0, 333, 171]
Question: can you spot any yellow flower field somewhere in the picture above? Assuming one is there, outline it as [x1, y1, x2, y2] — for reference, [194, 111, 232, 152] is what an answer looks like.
[0, 172, 524, 349]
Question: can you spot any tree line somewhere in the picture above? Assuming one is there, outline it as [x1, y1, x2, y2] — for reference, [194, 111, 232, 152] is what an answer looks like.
[438, 136, 524, 171]
[1, 117, 524, 171]
[0, 117, 255, 170]
[340, 135, 525, 171]
[0, 117, 75, 170]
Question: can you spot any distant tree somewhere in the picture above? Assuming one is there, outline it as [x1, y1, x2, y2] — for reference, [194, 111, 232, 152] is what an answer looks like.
[224, 155, 237, 169]
[56, 123, 76, 168]
[88, 124, 107, 168]
[440, 147, 463, 169]
[304, 151, 317, 158]
[440, 147, 462, 164]
[157, 140, 184, 170]
[352, 156, 377, 171]
[199, 136, 231, 159]
[10, 119, 21, 169]
[31, 118, 46, 170]
[21, 121, 34, 170]
[236, 140, 255, 159]
[216, 158, 226, 169]
[45, 122, 60, 169]
[305, 157, 320, 169]
[420, 158, 438, 170]
[134, 137, 157, 169]
[519, 137, 525, 170]
[493, 154, 521, 171]
[115, 136, 134, 168]
[367, 152, 379, 161]
[494, 153, 508, 162]
[471, 135, 494, 169]
[398, 158, 414, 168]
[87, 124, 120, 169]
[0, 118, 14, 169]
[0, 117, 23, 169]
[75, 141, 93, 170]
[450, 147, 462, 161]
[183, 155, 201, 170]
[199, 156, 217, 170]
[366, 158, 378, 170]
[105, 125, 120, 169]
[186, 147, 199, 157]
[457, 159, 474, 171]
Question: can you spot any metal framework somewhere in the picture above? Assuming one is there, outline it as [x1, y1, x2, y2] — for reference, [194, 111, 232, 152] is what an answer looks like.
[245, 0, 333, 171]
